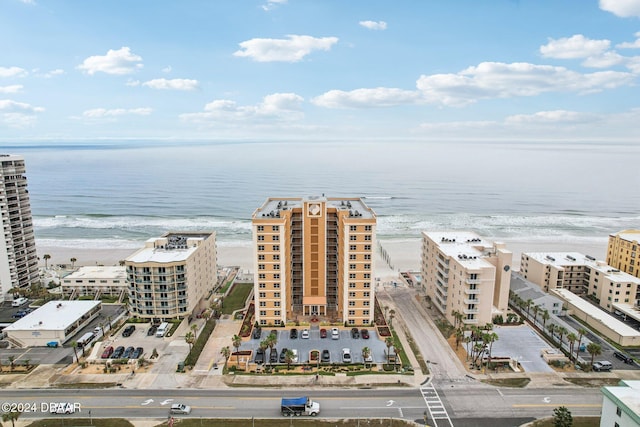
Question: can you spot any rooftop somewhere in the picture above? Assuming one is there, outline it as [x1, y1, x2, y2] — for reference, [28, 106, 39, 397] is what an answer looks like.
[524, 252, 640, 284]
[253, 196, 375, 220]
[552, 289, 640, 338]
[64, 266, 126, 281]
[126, 232, 213, 264]
[4, 300, 101, 332]
[602, 380, 640, 423]
[423, 231, 503, 269]
[611, 229, 640, 243]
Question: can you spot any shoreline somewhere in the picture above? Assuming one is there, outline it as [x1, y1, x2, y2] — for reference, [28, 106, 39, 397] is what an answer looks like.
[36, 237, 609, 275]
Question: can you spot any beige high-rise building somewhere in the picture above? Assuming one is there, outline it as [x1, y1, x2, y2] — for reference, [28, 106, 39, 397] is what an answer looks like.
[0, 154, 39, 301]
[421, 231, 512, 326]
[607, 230, 640, 279]
[520, 252, 640, 313]
[125, 232, 217, 320]
[252, 196, 376, 326]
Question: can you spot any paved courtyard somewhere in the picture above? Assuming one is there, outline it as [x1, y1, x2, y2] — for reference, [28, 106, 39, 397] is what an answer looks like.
[489, 324, 554, 373]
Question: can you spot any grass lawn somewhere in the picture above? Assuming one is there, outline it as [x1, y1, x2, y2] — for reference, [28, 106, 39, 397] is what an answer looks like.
[222, 283, 252, 315]
[530, 416, 600, 427]
[481, 377, 531, 388]
[26, 419, 415, 427]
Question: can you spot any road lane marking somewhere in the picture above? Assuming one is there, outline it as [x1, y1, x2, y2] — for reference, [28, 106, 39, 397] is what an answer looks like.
[513, 404, 601, 408]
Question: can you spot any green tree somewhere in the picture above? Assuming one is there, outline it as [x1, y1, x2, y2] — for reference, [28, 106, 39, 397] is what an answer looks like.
[556, 326, 568, 345]
[265, 332, 278, 365]
[566, 333, 578, 361]
[362, 346, 371, 368]
[586, 342, 602, 367]
[542, 310, 550, 329]
[232, 334, 242, 365]
[525, 299, 533, 317]
[284, 349, 295, 370]
[532, 305, 540, 324]
[70, 257, 77, 269]
[43, 253, 51, 269]
[576, 327, 587, 359]
[388, 309, 396, 327]
[190, 323, 198, 340]
[553, 406, 573, 427]
[385, 337, 394, 364]
[185, 331, 195, 351]
[220, 346, 231, 366]
[7, 356, 15, 372]
[70, 341, 79, 362]
[2, 411, 21, 427]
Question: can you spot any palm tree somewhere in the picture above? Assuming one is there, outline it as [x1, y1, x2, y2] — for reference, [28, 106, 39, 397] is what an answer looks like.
[454, 328, 464, 350]
[385, 337, 394, 363]
[547, 323, 557, 342]
[586, 342, 602, 367]
[2, 411, 21, 427]
[525, 299, 533, 318]
[220, 346, 231, 367]
[8, 356, 15, 371]
[71, 341, 79, 363]
[362, 346, 371, 368]
[566, 333, 578, 361]
[284, 349, 295, 370]
[388, 309, 396, 327]
[532, 305, 540, 325]
[232, 334, 242, 365]
[265, 332, 278, 364]
[185, 331, 195, 351]
[576, 327, 587, 359]
[43, 253, 51, 269]
[556, 326, 568, 346]
[541, 310, 550, 329]
[70, 257, 77, 269]
[190, 323, 198, 340]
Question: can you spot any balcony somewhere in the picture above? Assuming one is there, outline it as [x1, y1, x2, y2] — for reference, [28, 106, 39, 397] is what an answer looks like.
[463, 307, 478, 314]
[436, 264, 449, 278]
[462, 318, 478, 325]
[465, 277, 481, 285]
[464, 288, 480, 295]
[464, 298, 479, 305]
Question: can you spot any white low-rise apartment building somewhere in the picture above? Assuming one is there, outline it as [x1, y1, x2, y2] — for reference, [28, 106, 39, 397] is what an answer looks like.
[61, 266, 127, 300]
[600, 380, 640, 427]
[125, 232, 217, 321]
[421, 231, 512, 326]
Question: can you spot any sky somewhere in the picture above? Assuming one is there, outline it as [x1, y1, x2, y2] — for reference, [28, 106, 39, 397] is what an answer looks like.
[1, 0, 640, 143]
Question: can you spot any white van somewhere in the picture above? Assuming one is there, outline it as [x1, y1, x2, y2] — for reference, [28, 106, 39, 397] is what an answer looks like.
[156, 322, 169, 337]
[12, 297, 28, 307]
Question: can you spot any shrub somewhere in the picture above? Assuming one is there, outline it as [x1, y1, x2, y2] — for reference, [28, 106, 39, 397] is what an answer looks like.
[184, 319, 217, 366]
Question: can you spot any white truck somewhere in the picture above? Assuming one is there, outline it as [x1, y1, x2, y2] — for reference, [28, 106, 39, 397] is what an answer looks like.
[281, 397, 320, 417]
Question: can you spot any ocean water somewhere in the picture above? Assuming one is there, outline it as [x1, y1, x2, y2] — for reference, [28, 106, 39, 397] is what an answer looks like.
[5, 140, 639, 250]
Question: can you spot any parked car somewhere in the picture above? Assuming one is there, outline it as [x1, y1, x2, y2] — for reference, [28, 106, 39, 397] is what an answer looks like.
[350, 328, 360, 339]
[290, 328, 298, 339]
[360, 329, 370, 339]
[593, 360, 613, 371]
[321, 349, 331, 363]
[331, 328, 340, 340]
[112, 346, 125, 358]
[342, 348, 352, 363]
[301, 329, 310, 339]
[270, 348, 278, 363]
[291, 349, 299, 363]
[132, 347, 144, 359]
[147, 325, 157, 336]
[320, 328, 327, 339]
[12, 310, 28, 318]
[122, 325, 135, 337]
[169, 404, 191, 415]
[252, 326, 262, 339]
[363, 350, 373, 363]
[613, 351, 634, 364]
[254, 348, 265, 364]
[279, 347, 288, 363]
[123, 346, 135, 358]
[101, 346, 114, 359]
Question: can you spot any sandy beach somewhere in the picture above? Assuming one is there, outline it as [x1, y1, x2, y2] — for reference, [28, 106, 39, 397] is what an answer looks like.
[36, 236, 609, 279]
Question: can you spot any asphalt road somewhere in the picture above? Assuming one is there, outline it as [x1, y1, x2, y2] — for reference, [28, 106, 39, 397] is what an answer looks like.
[0, 387, 602, 423]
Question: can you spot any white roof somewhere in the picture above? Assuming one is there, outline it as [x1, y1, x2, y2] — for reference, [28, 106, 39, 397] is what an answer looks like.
[64, 266, 126, 280]
[525, 252, 640, 285]
[602, 380, 640, 419]
[423, 231, 499, 269]
[552, 289, 640, 337]
[4, 300, 101, 332]
[612, 229, 640, 243]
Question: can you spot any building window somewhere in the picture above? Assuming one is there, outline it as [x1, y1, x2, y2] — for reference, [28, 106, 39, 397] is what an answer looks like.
[364, 292, 370, 297]
[349, 301, 355, 306]
[274, 301, 280, 307]
[348, 310, 355, 315]
[258, 264, 265, 270]
[272, 225, 279, 231]
[274, 283, 280, 288]
[364, 301, 369, 306]
[274, 264, 280, 270]
[364, 245, 371, 251]
[274, 273, 280, 279]
[257, 225, 264, 231]
[258, 245, 264, 251]
[349, 264, 356, 270]
[363, 310, 369, 316]
[258, 255, 265, 260]
[259, 274, 266, 279]
[364, 264, 371, 269]
[364, 235, 372, 241]
[364, 282, 370, 288]
[616, 407, 622, 416]
[259, 301, 266, 307]
[274, 310, 280, 316]
[259, 283, 266, 288]
[273, 245, 280, 251]
[350, 235, 357, 241]
[348, 319, 355, 325]
[364, 254, 371, 260]
[364, 273, 370, 279]
[365, 225, 372, 231]
[349, 282, 356, 288]
[350, 254, 357, 260]
[273, 235, 279, 241]
[259, 292, 266, 298]
[349, 273, 356, 279]
[258, 235, 264, 241]
[349, 292, 356, 297]
[350, 245, 357, 250]
[273, 254, 280, 260]
[350, 225, 357, 231]
[260, 310, 266, 316]
[274, 292, 280, 297]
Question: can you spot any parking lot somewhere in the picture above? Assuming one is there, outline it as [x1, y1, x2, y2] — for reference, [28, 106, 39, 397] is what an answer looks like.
[237, 325, 391, 365]
[90, 322, 173, 363]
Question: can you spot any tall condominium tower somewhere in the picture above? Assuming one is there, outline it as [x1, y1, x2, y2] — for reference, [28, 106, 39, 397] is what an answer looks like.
[0, 154, 39, 301]
[607, 230, 640, 279]
[252, 196, 376, 326]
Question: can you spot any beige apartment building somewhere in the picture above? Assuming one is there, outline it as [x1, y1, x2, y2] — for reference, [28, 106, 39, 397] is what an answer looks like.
[421, 231, 512, 326]
[252, 196, 376, 326]
[0, 154, 39, 301]
[61, 266, 127, 300]
[607, 230, 640, 279]
[520, 252, 640, 313]
[125, 232, 217, 321]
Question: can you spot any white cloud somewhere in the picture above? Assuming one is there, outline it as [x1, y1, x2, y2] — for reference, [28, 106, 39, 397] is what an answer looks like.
[504, 110, 598, 125]
[81, 107, 152, 118]
[617, 32, 640, 49]
[312, 87, 421, 108]
[359, 20, 387, 30]
[0, 99, 44, 113]
[416, 61, 635, 106]
[0, 66, 27, 78]
[180, 92, 304, 123]
[142, 78, 199, 91]
[77, 47, 143, 75]
[581, 51, 627, 68]
[262, 0, 287, 11]
[599, 0, 640, 18]
[233, 35, 338, 62]
[540, 35, 610, 59]
[0, 85, 23, 94]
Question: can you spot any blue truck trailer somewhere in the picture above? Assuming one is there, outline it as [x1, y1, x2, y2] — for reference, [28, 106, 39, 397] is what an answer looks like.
[280, 397, 320, 417]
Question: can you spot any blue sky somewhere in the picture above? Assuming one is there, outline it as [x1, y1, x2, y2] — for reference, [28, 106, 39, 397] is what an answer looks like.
[2, 0, 640, 142]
